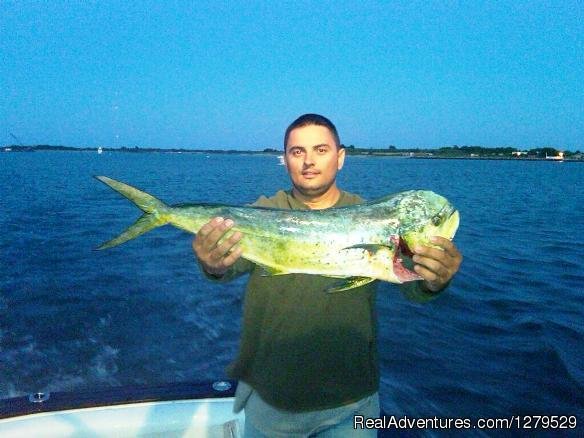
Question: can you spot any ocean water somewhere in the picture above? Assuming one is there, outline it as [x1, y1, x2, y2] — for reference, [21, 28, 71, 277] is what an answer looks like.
[0, 151, 583, 420]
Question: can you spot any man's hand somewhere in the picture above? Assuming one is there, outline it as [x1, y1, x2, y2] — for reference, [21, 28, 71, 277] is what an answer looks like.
[412, 236, 462, 293]
[192, 217, 243, 277]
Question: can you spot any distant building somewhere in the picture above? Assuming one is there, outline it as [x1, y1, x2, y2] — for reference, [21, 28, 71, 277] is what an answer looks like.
[512, 151, 527, 157]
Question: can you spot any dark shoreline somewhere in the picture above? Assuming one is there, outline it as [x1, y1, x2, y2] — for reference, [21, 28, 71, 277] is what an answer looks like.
[407, 156, 583, 162]
[1, 145, 582, 161]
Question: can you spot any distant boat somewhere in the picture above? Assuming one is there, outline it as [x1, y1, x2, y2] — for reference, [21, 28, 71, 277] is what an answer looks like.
[3, 147, 11, 152]
[277, 155, 285, 165]
[97, 147, 103, 154]
[545, 152, 564, 161]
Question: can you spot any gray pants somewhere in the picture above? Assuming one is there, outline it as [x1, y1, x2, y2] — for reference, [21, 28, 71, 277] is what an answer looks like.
[234, 381, 379, 438]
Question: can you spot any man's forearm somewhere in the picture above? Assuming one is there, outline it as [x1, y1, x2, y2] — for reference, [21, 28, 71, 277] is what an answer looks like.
[197, 257, 253, 283]
[398, 280, 449, 303]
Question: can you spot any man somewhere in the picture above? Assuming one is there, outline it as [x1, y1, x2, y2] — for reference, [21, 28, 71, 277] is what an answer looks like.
[193, 114, 462, 437]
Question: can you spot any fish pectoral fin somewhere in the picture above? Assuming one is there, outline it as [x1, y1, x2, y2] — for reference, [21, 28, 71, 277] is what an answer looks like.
[342, 243, 393, 255]
[327, 276, 376, 293]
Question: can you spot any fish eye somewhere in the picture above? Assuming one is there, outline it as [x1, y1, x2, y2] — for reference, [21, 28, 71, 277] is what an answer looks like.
[431, 214, 442, 226]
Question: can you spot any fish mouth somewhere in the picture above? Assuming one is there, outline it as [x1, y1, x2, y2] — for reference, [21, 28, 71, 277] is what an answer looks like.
[392, 236, 423, 282]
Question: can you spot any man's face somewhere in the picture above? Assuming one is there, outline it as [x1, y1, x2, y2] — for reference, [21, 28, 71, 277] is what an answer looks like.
[285, 124, 345, 197]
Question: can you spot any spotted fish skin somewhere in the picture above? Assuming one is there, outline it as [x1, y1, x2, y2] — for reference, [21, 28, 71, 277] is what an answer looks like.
[96, 176, 459, 288]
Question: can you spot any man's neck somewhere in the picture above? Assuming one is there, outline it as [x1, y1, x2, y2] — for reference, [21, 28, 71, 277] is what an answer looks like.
[291, 185, 341, 210]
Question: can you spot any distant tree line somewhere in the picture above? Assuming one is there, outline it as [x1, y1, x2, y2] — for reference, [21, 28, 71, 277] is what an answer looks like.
[2, 144, 581, 158]
[341, 144, 581, 158]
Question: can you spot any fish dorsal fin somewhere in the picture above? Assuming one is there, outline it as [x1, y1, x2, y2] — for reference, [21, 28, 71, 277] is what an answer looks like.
[327, 276, 376, 293]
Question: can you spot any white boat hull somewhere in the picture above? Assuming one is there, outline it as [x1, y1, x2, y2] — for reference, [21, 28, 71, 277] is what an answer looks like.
[0, 380, 244, 437]
[0, 397, 243, 437]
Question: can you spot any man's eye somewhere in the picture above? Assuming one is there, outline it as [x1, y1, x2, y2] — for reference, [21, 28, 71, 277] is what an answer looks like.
[318, 148, 326, 153]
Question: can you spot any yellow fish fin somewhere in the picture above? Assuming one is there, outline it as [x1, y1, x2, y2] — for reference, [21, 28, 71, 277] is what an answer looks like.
[327, 276, 376, 293]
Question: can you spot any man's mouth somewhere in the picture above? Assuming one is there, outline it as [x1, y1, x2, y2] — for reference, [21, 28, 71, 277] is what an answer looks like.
[302, 171, 320, 178]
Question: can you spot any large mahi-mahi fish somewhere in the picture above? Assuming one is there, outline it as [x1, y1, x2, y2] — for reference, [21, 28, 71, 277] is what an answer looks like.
[96, 176, 459, 291]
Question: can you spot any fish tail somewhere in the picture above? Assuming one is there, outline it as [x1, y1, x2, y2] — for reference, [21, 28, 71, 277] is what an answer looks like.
[95, 176, 171, 250]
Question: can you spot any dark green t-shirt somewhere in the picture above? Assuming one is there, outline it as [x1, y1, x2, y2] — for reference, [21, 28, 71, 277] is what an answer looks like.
[224, 190, 378, 411]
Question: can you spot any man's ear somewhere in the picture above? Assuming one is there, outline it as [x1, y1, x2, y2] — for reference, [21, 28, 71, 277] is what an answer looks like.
[337, 147, 346, 170]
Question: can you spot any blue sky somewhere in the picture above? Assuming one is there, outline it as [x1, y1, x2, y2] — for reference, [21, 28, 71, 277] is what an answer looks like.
[1, 1, 582, 150]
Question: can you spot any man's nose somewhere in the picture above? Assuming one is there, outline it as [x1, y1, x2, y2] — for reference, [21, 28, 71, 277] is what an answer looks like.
[303, 150, 315, 166]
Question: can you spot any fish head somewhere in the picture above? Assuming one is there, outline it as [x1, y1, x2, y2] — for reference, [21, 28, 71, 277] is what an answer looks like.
[387, 191, 459, 282]
[400, 190, 459, 251]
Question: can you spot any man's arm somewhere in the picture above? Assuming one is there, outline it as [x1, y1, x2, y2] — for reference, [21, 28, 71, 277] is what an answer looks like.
[197, 256, 253, 283]
[398, 279, 450, 303]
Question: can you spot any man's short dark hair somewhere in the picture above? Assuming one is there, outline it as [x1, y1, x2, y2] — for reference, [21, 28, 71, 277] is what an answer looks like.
[284, 114, 341, 150]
